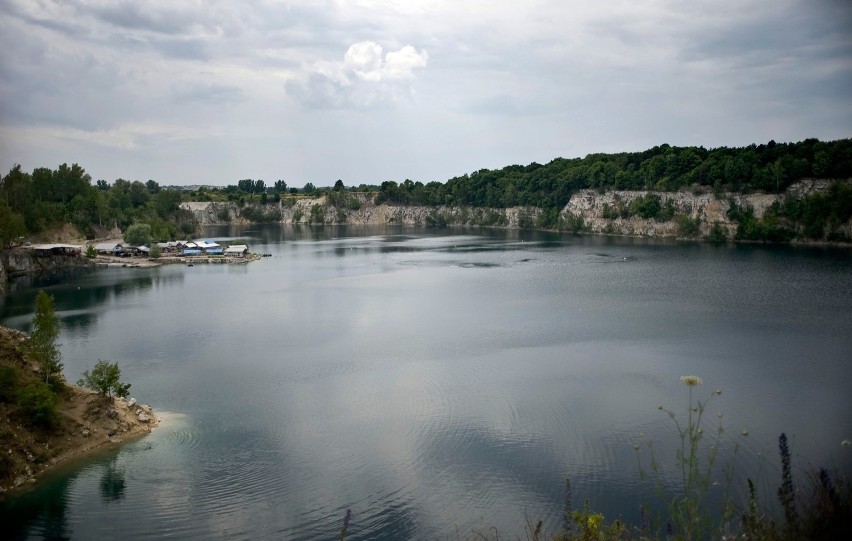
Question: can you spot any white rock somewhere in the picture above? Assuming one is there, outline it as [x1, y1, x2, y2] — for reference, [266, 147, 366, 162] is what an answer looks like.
[137, 412, 150, 423]
[126, 397, 137, 408]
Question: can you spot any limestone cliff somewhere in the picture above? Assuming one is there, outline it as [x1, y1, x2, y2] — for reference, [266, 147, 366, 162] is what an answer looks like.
[0, 248, 94, 296]
[180, 179, 849, 242]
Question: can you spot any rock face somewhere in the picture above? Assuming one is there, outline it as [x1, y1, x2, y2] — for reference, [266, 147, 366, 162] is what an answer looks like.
[0, 246, 94, 295]
[178, 179, 849, 241]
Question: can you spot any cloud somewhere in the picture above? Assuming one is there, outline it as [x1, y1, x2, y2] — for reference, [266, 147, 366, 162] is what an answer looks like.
[286, 41, 428, 108]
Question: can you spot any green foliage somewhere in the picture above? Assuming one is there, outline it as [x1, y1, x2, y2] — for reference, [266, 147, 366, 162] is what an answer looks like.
[0, 365, 19, 403]
[326, 190, 362, 210]
[536, 207, 560, 229]
[124, 223, 152, 246]
[240, 205, 281, 223]
[562, 212, 586, 233]
[17, 382, 59, 429]
[676, 213, 701, 237]
[309, 204, 325, 224]
[706, 222, 728, 243]
[0, 198, 27, 248]
[77, 360, 131, 398]
[149, 244, 161, 258]
[368, 139, 852, 214]
[85, 245, 97, 258]
[425, 209, 450, 227]
[28, 290, 63, 389]
[628, 193, 663, 219]
[517, 207, 535, 229]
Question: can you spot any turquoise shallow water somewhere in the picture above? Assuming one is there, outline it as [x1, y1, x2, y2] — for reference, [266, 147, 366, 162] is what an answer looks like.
[2, 225, 851, 539]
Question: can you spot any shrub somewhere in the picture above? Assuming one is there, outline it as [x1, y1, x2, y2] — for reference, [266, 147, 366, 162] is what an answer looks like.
[676, 213, 701, 238]
[706, 222, 727, 243]
[628, 193, 662, 219]
[18, 382, 59, 429]
[309, 204, 325, 224]
[85, 245, 97, 258]
[148, 244, 161, 258]
[0, 365, 19, 402]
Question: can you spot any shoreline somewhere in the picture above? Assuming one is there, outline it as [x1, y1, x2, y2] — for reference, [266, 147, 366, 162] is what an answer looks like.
[0, 324, 160, 498]
[0, 384, 160, 497]
[92, 252, 261, 268]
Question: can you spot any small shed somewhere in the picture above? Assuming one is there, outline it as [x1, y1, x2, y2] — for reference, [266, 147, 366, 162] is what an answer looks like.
[224, 244, 249, 257]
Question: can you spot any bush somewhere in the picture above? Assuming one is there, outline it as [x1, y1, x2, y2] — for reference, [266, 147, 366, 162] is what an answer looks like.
[85, 245, 97, 258]
[707, 222, 728, 243]
[309, 204, 325, 224]
[628, 193, 662, 219]
[149, 244, 161, 258]
[18, 382, 59, 429]
[676, 213, 701, 237]
[0, 366, 19, 403]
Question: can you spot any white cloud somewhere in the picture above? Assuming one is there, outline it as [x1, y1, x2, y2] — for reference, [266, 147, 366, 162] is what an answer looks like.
[287, 41, 429, 108]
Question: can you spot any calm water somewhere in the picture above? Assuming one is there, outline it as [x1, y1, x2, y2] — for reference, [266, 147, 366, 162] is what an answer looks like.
[1, 226, 851, 539]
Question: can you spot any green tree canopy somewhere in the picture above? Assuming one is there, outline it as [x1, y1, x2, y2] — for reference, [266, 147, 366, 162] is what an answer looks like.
[28, 290, 63, 388]
[124, 223, 152, 246]
[77, 360, 131, 398]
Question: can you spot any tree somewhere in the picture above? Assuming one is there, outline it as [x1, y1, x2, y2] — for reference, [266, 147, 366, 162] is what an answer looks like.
[334, 179, 345, 192]
[77, 360, 131, 398]
[274, 180, 287, 194]
[0, 199, 26, 248]
[18, 382, 59, 428]
[303, 182, 316, 194]
[28, 290, 63, 388]
[124, 223, 152, 246]
[237, 178, 255, 194]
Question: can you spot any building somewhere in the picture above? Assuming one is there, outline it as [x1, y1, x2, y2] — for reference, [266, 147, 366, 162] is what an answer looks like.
[224, 245, 249, 257]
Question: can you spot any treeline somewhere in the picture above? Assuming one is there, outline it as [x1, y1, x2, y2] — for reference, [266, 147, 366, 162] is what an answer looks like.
[0, 164, 197, 247]
[2, 138, 851, 247]
[374, 138, 852, 208]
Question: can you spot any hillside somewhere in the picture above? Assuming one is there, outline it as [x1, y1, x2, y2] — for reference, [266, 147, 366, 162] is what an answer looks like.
[0, 326, 157, 496]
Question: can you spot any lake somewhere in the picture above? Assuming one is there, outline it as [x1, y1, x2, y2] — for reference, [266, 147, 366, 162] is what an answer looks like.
[1, 225, 851, 539]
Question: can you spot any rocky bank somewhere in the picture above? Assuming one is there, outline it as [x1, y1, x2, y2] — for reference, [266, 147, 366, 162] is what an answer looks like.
[0, 326, 158, 496]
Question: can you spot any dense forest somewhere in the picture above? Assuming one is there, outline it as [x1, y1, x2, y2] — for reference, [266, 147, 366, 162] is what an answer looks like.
[1, 138, 851, 247]
[373, 138, 852, 207]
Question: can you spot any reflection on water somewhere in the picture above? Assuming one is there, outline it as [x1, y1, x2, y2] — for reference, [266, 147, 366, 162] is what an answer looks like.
[99, 456, 127, 503]
[1, 226, 851, 539]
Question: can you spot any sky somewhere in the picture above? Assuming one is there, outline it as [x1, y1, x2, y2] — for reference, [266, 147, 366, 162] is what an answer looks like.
[1, 0, 850, 187]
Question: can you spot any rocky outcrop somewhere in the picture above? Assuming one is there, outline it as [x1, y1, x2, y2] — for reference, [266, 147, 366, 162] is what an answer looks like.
[179, 179, 849, 241]
[0, 247, 94, 296]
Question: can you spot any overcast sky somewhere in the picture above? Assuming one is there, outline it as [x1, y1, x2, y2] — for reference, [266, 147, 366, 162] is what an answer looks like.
[1, 0, 850, 187]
